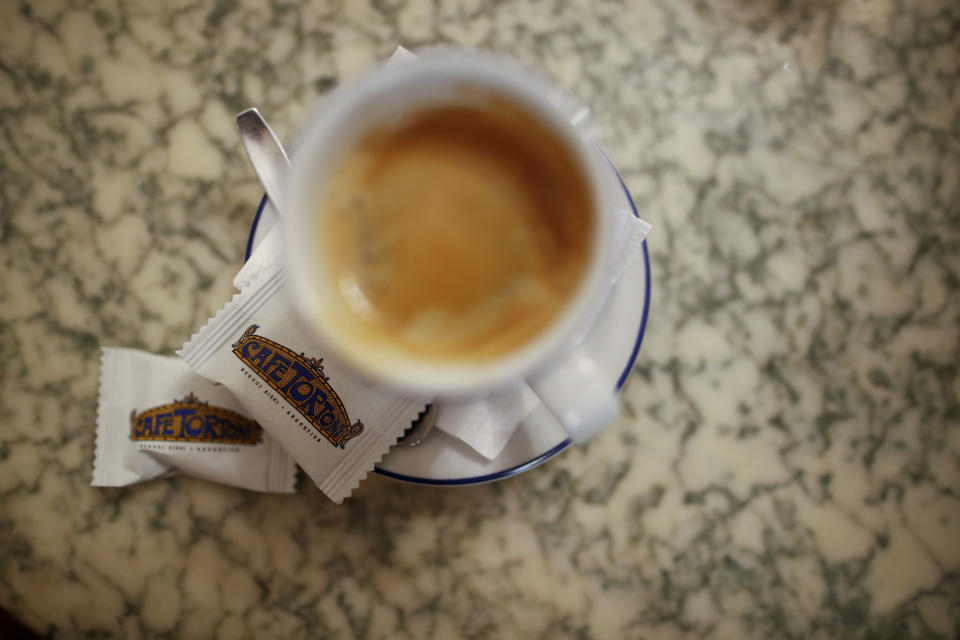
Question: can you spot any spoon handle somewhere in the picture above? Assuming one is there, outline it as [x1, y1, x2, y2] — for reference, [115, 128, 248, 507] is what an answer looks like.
[236, 108, 291, 215]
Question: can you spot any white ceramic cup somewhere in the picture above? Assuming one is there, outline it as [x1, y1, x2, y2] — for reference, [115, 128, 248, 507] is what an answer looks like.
[285, 53, 618, 443]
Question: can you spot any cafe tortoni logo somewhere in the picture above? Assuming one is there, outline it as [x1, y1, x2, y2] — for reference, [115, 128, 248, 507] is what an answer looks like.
[130, 393, 262, 445]
[231, 324, 364, 449]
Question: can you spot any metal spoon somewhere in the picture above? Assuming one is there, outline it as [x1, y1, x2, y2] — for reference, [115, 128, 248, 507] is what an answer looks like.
[235, 107, 291, 215]
[234, 107, 437, 446]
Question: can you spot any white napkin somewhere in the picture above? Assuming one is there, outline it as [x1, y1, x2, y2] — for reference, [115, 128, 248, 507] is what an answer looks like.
[235, 46, 651, 460]
[235, 222, 281, 290]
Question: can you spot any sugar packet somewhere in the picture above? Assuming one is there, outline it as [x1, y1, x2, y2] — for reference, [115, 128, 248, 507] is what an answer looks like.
[178, 263, 428, 503]
[93, 347, 297, 492]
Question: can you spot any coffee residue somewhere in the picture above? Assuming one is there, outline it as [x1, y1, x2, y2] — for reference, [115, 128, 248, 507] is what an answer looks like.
[317, 98, 594, 362]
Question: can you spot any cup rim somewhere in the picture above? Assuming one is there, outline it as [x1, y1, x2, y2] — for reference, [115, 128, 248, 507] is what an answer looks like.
[285, 53, 614, 396]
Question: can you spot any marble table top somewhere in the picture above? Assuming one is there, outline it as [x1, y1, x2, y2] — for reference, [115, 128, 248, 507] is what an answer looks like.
[1, 0, 958, 637]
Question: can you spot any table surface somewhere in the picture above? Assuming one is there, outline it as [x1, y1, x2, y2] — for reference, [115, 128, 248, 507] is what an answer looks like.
[1, 0, 959, 638]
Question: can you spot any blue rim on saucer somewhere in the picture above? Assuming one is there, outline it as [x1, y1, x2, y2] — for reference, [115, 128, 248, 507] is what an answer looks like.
[244, 164, 650, 486]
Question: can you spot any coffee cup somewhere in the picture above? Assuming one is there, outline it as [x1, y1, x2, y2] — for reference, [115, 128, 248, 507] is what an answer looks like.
[284, 53, 618, 443]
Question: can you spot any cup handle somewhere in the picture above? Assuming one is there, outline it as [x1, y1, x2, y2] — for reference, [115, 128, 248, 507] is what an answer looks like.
[528, 347, 619, 444]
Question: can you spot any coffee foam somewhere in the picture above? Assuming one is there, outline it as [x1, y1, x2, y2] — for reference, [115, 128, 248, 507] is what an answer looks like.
[316, 99, 594, 362]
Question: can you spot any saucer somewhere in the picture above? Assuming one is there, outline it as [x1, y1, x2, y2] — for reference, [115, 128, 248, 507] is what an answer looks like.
[244, 148, 650, 485]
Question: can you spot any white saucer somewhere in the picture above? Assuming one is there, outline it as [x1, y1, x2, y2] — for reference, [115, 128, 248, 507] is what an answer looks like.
[244, 148, 650, 485]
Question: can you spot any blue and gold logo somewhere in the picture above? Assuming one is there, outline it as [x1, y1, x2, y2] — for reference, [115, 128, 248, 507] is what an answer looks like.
[130, 393, 262, 445]
[231, 325, 364, 449]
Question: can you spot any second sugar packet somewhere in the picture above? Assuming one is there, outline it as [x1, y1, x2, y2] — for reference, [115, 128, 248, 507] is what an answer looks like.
[178, 262, 428, 503]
